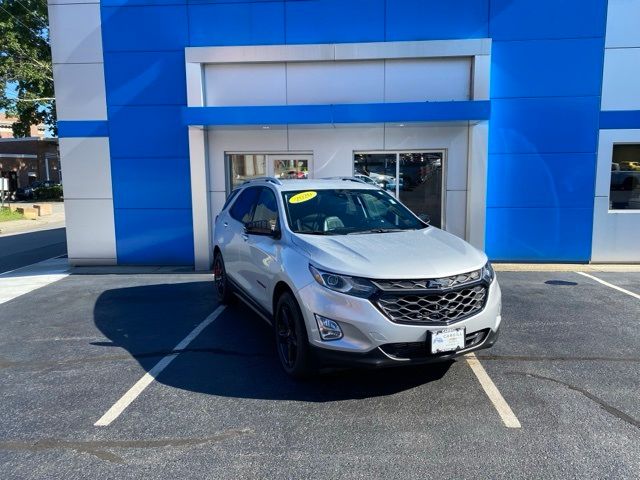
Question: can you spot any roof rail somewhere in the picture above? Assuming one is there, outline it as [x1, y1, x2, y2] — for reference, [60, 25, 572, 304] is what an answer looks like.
[323, 176, 367, 184]
[241, 176, 283, 186]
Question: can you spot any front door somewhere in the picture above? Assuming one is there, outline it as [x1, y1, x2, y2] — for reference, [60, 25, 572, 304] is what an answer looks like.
[354, 151, 445, 228]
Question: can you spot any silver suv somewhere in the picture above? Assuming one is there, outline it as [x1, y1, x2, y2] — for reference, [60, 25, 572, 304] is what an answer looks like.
[213, 177, 501, 378]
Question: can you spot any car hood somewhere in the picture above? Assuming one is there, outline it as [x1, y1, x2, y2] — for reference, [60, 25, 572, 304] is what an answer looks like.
[291, 227, 487, 279]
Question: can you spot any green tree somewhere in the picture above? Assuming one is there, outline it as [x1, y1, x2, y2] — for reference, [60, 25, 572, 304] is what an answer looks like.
[0, 0, 54, 137]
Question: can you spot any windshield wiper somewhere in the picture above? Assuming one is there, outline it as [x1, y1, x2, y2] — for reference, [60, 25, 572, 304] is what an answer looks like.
[347, 228, 407, 235]
[297, 231, 334, 235]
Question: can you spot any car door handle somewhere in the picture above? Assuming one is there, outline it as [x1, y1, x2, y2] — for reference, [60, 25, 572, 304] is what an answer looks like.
[241, 233, 249, 241]
[223, 221, 229, 227]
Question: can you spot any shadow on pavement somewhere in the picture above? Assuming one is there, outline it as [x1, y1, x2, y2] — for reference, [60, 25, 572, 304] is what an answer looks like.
[93, 281, 451, 402]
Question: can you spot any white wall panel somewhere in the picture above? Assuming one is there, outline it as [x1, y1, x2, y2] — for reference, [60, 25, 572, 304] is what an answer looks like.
[205, 58, 474, 107]
[59, 138, 112, 199]
[53, 63, 107, 120]
[444, 190, 467, 239]
[204, 63, 286, 106]
[472, 55, 491, 100]
[466, 121, 488, 249]
[189, 127, 212, 270]
[601, 48, 640, 111]
[384, 124, 469, 191]
[605, 0, 640, 48]
[591, 197, 640, 262]
[287, 61, 384, 105]
[48, 3, 103, 64]
[65, 199, 116, 263]
[288, 125, 384, 178]
[384, 58, 471, 102]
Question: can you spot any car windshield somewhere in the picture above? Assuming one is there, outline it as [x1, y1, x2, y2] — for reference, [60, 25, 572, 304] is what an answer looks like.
[282, 188, 426, 235]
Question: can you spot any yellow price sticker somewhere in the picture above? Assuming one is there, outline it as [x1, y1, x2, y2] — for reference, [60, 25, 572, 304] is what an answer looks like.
[289, 191, 318, 204]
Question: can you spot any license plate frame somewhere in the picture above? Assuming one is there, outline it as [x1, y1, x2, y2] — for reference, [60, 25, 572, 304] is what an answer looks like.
[429, 327, 466, 354]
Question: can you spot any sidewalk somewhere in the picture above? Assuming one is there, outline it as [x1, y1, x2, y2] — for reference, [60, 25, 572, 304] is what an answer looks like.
[0, 201, 65, 236]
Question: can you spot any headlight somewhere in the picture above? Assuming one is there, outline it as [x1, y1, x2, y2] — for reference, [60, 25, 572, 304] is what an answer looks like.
[482, 262, 495, 283]
[309, 265, 376, 298]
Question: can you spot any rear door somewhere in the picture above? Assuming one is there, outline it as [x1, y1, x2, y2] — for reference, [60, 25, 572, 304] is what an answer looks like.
[224, 186, 261, 288]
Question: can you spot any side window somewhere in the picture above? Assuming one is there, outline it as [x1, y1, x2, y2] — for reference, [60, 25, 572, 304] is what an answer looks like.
[252, 188, 279, 229]
[221, 189, 240, 212]
[229, 187, 260, 224]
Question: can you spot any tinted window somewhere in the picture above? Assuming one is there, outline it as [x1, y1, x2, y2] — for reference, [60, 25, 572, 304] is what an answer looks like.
[252, 188, 279, 228]
[222, 189, 240, 212]
[229, 187, 260, 224]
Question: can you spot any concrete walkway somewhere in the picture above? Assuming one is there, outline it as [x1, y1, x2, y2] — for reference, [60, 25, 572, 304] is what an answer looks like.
[0, 201, 65, 236]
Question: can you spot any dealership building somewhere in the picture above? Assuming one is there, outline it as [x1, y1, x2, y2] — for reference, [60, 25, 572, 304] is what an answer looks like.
[49, 0, 640, 268]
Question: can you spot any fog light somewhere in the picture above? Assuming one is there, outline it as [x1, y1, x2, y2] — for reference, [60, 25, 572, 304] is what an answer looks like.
[314, 314, 343, 341]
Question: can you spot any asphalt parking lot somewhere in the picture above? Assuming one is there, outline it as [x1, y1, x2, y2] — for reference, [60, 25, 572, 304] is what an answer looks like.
[0, 266, 639, 479]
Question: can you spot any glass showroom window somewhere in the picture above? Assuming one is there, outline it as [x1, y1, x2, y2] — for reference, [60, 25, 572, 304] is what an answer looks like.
[610, 144, 640, 210]
[228, 154, 266, 190]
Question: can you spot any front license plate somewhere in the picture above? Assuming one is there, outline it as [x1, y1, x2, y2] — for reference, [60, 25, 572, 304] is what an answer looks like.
[430, 328, 466, 354]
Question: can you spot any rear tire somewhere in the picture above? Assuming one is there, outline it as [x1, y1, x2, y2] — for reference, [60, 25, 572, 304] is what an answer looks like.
[275, 292, 312, 379]
[213, 251, 234, 305]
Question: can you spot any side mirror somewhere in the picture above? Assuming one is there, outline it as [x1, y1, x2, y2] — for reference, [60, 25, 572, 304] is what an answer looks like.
[245, 219, 280, 238]
[418, 213, 431, 225]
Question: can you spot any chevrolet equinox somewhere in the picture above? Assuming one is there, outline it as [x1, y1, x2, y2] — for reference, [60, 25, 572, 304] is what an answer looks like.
[213, 177, 501, 378]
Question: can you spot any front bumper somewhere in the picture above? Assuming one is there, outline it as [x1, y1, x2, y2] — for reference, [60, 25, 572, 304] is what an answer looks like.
[296, 276, 502, 358]
[310, 325, 500, 369]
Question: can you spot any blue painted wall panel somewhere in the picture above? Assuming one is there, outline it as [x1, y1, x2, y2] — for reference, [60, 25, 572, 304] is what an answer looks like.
[489, 0, 607, 40]
[104, 51, 186, 106]
[485, 207, 593, 262]
[491, 39, 604, 99]
[386, 0, 489, 41]
[58, 121, 109, 138]
[101, 6, 188, 52]
[111, 157, 192, 210]
[189, 2, 285, 46]
[486, 153, 596, 208]
[285, 0, 385, 44]
[184, 101, 490, 126]
[109, 106, 189, 158]
[489, 97, 600, 155]
[600, 110, 640, 130]
[115, 208, 194, 265]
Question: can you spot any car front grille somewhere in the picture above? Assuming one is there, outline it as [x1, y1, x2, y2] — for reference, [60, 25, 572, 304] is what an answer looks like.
[372, 270, 481, 291]
[375, 284, 488, 324]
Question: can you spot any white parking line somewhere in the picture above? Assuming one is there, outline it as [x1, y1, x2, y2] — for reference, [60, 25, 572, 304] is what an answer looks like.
[466, 353, 521, 429]
[0, 257, 69, 305]
[94, 305, 227, 427]
[576, 272, 640, 300]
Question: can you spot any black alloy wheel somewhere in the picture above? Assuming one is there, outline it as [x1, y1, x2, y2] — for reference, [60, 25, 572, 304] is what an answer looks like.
[275, 292, 311, 379]
[213, 252, 233, 304]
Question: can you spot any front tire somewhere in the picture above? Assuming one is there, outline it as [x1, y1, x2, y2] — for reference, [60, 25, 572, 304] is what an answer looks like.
[275, 292, 312, 379]
[213, 251, 233, 304]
